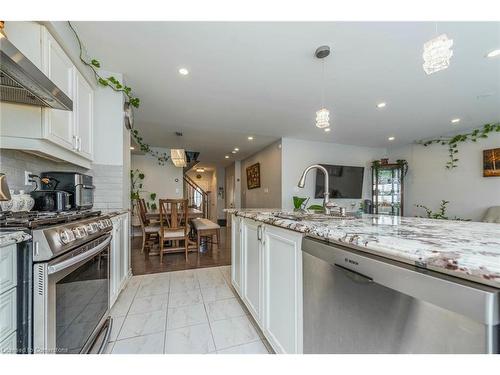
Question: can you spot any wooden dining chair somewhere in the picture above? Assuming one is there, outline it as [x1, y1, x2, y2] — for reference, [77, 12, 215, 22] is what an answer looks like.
[158, 199, 190, 263]
[136, 198, 160, 253]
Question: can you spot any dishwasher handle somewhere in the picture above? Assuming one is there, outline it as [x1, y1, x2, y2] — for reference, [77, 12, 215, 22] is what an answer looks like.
[334, 264, 373, 284]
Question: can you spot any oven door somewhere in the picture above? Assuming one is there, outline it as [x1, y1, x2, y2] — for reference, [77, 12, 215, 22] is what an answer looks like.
[33, 235, 112, 354]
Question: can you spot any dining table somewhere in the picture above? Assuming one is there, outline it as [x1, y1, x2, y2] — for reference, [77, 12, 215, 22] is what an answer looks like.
[145, 207, 204, 221]
[145, 207, 205, 256]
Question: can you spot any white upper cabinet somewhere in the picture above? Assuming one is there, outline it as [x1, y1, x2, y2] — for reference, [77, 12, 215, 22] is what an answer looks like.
[2, 21, 43, 69]
[41, 28, 76, 151]
[0, 22, 94, 166]
[74, 70, 94, 160]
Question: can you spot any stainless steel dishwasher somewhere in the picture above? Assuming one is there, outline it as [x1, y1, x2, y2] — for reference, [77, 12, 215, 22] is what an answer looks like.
[302, 237, 499, 354]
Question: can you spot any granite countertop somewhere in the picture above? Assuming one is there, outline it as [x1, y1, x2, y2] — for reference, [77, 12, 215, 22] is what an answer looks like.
[226, 209, 500, 288]
[0, 231, 32, 247]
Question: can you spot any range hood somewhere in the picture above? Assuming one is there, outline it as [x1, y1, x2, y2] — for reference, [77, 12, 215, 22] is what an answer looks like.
[0, 32, 73, 110]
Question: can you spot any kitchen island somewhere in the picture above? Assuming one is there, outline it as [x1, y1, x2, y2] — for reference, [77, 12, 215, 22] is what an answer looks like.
[226, 209, 500, 354]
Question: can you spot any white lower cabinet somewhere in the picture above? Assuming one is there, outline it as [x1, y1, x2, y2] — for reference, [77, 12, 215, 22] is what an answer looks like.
[110, 213, 131, 307]
[262, 225, 303, 354]
[241, 218, 263, 323]
[231, 215, 303, 354]
[231, 216, 243, 295]
[0, 244, 17, 354]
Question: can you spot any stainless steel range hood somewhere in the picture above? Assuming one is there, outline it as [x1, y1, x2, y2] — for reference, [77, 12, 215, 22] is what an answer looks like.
[0, 33, 73, 110]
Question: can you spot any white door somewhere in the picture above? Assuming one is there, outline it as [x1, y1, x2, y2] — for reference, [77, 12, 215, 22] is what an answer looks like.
[262, 225, 303, 354]
[42, 29, 75, 151]
[74, 70, 93, 160]
[241, 218, 262, 323]
[231, 215, 242, 294]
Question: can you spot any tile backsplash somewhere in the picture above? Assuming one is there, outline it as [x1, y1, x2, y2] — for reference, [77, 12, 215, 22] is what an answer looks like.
[0, 149, 126, 211]
[0, 149, 89, 191]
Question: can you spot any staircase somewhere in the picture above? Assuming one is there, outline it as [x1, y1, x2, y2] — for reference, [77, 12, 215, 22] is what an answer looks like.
[184, 174, 209, 219]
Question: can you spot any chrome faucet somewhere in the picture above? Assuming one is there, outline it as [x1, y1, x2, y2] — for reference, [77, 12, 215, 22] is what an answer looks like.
[297, 164, 336, 214]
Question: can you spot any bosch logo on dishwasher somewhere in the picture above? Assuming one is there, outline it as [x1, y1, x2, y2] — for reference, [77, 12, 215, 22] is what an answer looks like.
[344, 257, 359, 266]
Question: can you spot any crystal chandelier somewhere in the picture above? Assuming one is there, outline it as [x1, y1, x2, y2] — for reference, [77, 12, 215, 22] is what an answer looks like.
[315, 45, 331, 130]
[315, 108, 330, 129]
[170, 149, 187, 167]
[422, 33, 454, 75]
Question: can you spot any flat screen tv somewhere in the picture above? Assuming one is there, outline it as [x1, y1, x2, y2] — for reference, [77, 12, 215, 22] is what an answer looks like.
[314, 164, 364, 199]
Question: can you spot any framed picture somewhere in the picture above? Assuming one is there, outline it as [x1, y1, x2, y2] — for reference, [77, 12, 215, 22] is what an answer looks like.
[246, 163, 261, 189]
[483, 148, 500, 177]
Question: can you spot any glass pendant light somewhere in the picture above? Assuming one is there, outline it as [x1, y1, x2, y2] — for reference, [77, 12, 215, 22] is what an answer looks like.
[423, 24, 453, 75]
[316, 108, 330, 129]
[315, 45, 331, 129]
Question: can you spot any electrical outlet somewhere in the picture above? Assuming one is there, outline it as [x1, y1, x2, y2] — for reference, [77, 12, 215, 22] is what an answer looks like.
[24, 171, 33, 185]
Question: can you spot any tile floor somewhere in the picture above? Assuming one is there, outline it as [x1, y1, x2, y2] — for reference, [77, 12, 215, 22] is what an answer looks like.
[107, 266, 271, 354]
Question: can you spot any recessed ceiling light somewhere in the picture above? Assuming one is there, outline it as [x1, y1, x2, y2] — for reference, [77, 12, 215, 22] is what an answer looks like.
[225, 155, 229, 159]
[486, 49, 500, 58]
[324, 128, 331, 132]
[130, 146, 135, 150]
[178, 68, 189, 75]
[451, 118, 460, 124]
[231, 150, 237, 154]
[234, 148, 239, 151]
[377, 102, 387, 108]
[247, 136, 254, 140]
[388, 136, 395, 141]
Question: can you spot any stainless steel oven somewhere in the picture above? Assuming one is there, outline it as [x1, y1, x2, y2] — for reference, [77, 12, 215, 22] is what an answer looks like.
[33, 233, 113, 354]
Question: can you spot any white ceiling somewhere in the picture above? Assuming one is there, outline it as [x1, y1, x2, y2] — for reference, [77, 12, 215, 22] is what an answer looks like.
[73, 22, 500, 164]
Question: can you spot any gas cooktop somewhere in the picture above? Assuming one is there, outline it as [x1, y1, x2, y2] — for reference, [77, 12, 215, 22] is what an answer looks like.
[0, 210, 102, 229]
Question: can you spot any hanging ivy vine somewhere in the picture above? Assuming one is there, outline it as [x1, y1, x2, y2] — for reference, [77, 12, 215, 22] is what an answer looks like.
[131, 129, 170, 165]
[417, 122, 500, 169]
[67, 21, 170, 166]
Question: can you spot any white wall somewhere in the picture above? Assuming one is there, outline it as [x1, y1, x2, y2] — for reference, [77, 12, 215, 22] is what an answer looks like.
[216, 166, 225, 220]
[281, 138, 385, 210]
[241, 141, 282, 209]
[131, 147, 183, 206]
[388, 133, 500, 221]
[93, 71, 126, 166]
[234, 161, 242, 209]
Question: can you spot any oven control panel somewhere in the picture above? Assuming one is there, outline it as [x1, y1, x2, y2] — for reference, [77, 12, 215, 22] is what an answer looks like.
[59, 229, 76, 244]
[34, 215, 114, 262]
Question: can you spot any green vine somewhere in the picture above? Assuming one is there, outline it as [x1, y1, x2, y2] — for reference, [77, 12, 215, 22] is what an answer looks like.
[396, 159, 409, 177]
[131, 129, 170, 165]
[67, 21, 140, 108]
[417, 123, 500, 169]
[68, 22, 170, 166]
[130, 169, 158, 210]
[415, 200, 469, 221]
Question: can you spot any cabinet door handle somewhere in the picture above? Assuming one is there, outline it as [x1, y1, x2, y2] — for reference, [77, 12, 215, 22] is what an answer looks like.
[257, 225, 262, 241]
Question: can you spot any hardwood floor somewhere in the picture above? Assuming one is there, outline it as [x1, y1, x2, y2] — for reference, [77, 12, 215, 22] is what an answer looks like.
[131, 226, 231, 275]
